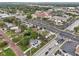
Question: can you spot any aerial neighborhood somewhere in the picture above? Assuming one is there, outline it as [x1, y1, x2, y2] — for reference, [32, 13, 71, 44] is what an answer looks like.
[0, 2, 79, 56]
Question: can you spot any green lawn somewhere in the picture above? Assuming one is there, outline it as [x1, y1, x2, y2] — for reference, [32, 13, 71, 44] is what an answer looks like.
[0, 48, 16, 56]
[5, 30, 16, 37]
[18, 44, 29, 51]
[39, 30, 48, 37]
[3, 48, 16, 56]
[12, 35, 22, 43]
[0, 51, 4, 56]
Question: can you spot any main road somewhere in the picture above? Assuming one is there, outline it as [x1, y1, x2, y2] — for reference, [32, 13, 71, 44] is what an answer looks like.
[33, 35, 58, 56]
[27, 19, 79, 42]
[17, 15, 79, 56]
[26, 19, 79, 56]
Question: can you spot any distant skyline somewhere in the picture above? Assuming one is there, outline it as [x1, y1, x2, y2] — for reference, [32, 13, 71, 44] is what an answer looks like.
[0, 0, 79, 2]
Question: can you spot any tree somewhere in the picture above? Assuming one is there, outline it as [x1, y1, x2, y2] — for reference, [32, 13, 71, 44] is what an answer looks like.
[0, 41, 7, 48]
[24, 28, 31, 36]
[55, 10, 64, 16]
[74, 26, 79, 32]
[0, 20, 5, 27]
[20, 24, 27, 32]
[24, 28, 38, 39]
[31, 31, 38, 39]
[27, 13, 32, 19]
[20, 36, 30, 46]
[3, 16, 16, 23]
[14, 19, 21, 26]
[12, 36, 22, 42]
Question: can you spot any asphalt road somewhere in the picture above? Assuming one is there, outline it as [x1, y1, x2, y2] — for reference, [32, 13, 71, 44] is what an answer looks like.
[26, 19, 79, 56]
[47, 39, 68, 56]
[33, 37, 58, 56]
[27, 19, 79, 42]
[17, 16, 79, 56]
[27, 19, 61, 33]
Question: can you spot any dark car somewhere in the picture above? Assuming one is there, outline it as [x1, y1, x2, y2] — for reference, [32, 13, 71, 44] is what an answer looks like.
[48, 48, 52, 51]
[45, 51, 49, 55]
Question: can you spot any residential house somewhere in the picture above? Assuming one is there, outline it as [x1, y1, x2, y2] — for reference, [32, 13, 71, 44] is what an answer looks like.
[10, 26, 21, 33]
[30, 39, 41, 48]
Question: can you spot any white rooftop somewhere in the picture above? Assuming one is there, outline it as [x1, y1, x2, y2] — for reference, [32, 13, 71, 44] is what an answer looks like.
[66, 20, 79, 31]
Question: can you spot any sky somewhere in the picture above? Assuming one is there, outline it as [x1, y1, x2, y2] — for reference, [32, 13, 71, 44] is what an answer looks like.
[0, 0, 79, 2]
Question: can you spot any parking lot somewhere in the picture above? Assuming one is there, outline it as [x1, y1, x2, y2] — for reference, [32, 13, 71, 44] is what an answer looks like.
[61, 40, 79, 56]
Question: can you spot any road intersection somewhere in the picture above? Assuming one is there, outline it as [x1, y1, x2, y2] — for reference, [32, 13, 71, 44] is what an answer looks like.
[14, 15, 79, 56]
[26, 19, 79, 56]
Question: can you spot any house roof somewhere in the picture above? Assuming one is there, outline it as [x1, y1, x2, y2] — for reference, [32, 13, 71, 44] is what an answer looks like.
[35, 11, 49, 17]
[5, 22, 14, 28]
